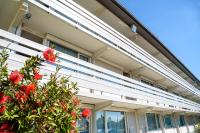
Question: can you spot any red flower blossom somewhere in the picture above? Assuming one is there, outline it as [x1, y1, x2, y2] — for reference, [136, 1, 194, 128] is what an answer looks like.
[81, 108, 91, 118]
[15, 92, 28, 103]
[0, 95, 11, 104]
[0, 105, 6, 113]
[33, 69, 43, 80]
[9, 70, 23, 85]
[0, 123, 11, 131]
[20, 83, 36, 95]
[43, 48, 56, 63]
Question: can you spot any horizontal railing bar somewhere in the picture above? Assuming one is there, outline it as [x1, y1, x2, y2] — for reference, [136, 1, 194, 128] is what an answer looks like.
[0, 31, 199, 112]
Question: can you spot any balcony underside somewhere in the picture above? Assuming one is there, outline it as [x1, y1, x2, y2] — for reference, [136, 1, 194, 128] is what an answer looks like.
[0, 29, 200, 114]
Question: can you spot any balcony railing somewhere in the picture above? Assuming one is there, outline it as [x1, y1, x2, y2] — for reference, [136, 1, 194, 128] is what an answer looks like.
[0, 29, 200, 113]
[28, 0, 200, 98]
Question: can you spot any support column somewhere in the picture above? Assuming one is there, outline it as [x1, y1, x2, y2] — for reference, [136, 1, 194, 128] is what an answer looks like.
[159, 114, 165, 133]
[135, 111, 140, 133]
[184, 116, 190, 133]
[92, 110, 96, 133]
[173, 114, 180, 133]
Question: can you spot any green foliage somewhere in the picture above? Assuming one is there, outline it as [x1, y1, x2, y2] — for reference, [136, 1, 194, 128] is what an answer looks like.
[0, 49, 80, 133]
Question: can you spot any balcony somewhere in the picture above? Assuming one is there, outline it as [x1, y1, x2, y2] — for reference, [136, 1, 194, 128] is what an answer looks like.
[0, 29, 200, 113]
[24, 0, 200, 102]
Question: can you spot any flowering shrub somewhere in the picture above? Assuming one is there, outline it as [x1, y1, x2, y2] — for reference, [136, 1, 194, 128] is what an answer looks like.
[0, 48, 91, 132]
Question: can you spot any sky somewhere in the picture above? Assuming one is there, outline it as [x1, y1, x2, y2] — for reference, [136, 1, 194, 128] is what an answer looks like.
[118, 0, 200, 80]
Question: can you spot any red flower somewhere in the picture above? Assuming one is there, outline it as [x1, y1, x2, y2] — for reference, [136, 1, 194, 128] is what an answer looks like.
[81, 108, 91, 118]
[0, 105, 6, 113]
[20, 83, 36, 95]
[0, 123, 11, 132]
[0, 95, 11, 104]
[15, 91, 28, 103]
[33, 69, 43, 80]
[43, 48, 56, 63]
[9, 70, 23, 85]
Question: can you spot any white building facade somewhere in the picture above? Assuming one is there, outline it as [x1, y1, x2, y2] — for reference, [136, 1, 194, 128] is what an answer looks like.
[0, 0, 200, 133]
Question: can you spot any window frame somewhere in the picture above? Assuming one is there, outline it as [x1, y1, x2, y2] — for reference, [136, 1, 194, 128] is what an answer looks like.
[47, 40, 91, 63]
[96, 111, 127, 133]
[163, 115, 174, 129]
[146, 113, 161, 131]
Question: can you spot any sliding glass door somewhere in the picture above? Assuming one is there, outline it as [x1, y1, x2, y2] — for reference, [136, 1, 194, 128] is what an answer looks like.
[96, 111, 126, 133]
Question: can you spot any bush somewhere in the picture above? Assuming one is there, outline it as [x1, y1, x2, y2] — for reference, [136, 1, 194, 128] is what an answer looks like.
[0, 48, 90, 132]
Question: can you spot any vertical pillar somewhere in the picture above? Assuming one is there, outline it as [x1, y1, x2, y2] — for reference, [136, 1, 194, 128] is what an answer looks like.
[173, 114, 180, 133]
[92, 110, 96, 133]
[135, 111, 140, 133]
[184, 115, 190, 133]
[159, 114, 165, 133]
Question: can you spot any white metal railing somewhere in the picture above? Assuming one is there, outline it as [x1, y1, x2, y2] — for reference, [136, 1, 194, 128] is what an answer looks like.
[0, 29, 200, 113]
[28, 0, 200, 98]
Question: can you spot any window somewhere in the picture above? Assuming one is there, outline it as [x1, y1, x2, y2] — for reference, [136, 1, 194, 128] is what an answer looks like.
[141, 79, 154, 86]
[107, 112, 125, 133]
[123, 72, 130, 78]
[163, 115, 174, 128]
[146, 113, 160, 131]
[96, 111, 126, 133]
[77, 108, 91, 133]
[21, 30, 43, 44]
[49, 41, 91, 62]
[77, 118, 89, 133]
[49, 41, 78, 57]
[96, 112, 105, 133]
[178, 115, 185, 127]
[79, 54, 90, 62]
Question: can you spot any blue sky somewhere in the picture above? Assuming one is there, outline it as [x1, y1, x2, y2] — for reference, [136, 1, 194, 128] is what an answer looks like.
[118, 0, 200, 80]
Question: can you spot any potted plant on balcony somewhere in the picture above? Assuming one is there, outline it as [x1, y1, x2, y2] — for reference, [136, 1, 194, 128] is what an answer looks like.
[0, 48, 91, 132]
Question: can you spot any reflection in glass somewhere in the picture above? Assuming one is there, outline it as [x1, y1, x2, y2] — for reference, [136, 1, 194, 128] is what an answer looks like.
[178, 115, 185, 127]
[96, 112, 105, 133]
[77, 118, 89, 133]
[147, 113, 157, 131]
[107, 112, 125, 133]
[164, 115, 174, 129]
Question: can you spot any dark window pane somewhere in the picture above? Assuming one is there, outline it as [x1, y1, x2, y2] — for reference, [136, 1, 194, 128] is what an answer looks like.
[96, 112, 105, 133]
[147, 113, 157, 131]
[164, 115, 173, 128]
[49, 41, 78, 57]
[123, 72, 130, 77]
[141, 79, 154, 86]
[79, 54, 89, 62]
[178, 115, 185, 127]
